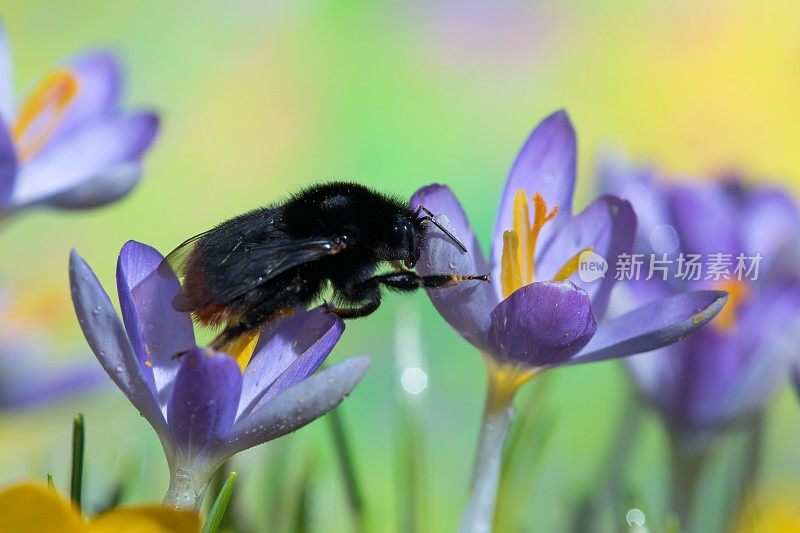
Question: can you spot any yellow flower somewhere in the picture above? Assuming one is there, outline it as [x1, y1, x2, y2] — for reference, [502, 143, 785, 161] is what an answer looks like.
[0, 482, 200, 533]
[735, 494, 800, 533]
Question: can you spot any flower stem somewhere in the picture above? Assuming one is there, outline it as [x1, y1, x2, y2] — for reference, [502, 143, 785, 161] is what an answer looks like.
[459, 372, 517, 533]
[668, 434, 707, 531]
[163, 468, 210, 511]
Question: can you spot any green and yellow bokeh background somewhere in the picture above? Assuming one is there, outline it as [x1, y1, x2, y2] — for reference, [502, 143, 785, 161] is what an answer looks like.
[1, 1, 799, 530]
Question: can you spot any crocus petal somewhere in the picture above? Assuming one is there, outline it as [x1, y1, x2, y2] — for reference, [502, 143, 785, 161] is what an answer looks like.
[569, 290, 728, 364]
[597, 153, 674, 254]
[0, 22, 13, 121]
[411, 183, 490, 272]
[627, 330, 742, 432]
[222, 355, 370, 457]
[55, 51, 121, 139]
[491, 110, 577, 273]
[0, 483, 85, 532]
[415, 210, 497, 351]
[237, 308, 343, 419]
[0, 116, 16, 209]
[166, 349, 242, 456]
[721, 285, 800, 422]
[69, 250, 167, 434]
[117, 240, 194, 402]
[537, 195, 636, 319]
[739, 186, 800, 270]
[0, 361, 105, 409]
[12, 112, 159, 207]
[669, 182, 739, 255]
[89, 506, 200, 533]
[44, 161, 141, 209]
[487, 281, 596, 367]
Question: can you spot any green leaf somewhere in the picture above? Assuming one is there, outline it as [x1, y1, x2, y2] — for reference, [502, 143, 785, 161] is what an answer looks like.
[328, 408, 366, 531]
[70, 414, 85, 510]
[202, 471, 238, 533]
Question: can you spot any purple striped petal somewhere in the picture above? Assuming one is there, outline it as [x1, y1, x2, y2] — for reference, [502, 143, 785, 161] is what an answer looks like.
[221, 356, 370, 457]
[415, 212, 497, 351]
[411, 184, 490, 273]
[491, 110, 577, 274]
[569, 290, 728, 365]
[69, 250, 166, 433]
[54, 51, 121, 140]
[167, 349, 242, 454]
[537, 195, 636, 319]
[116, 240, 194, 404]
[669, 182, 739, 256]
[0, 22, 13, 121]
[237, 308, 343, 419]
[412, 185, 496, 350]
[487, 281, 596, 368]
[44, 161, 141, 209]
[0, 116, 16, 209]
[12, 112, 159, 207]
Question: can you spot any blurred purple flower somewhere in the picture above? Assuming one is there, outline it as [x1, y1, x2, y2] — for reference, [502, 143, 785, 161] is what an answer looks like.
[0, 287, 105, 409]
[0, 21, 159, 215]
[412, 111, 727, 532]
[69, 241, 369, 510]
[601, 157, 800, 442]
[413, 111, 727, 376]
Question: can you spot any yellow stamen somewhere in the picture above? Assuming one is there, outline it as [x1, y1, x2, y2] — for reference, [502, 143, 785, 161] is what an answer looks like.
[221, 330, 261, 372]
[11, 70, 79, 162]
[500, 189, 564, 297]
[530, 193, 558, 279]
[712, 279, 750, 332]
[512, 190, 532, 284]
[552, 246, 594, 282]
[501, 230, 523, 298]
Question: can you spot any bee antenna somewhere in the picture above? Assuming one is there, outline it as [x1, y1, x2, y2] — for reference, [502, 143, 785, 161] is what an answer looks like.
[416, 205, 468, 253]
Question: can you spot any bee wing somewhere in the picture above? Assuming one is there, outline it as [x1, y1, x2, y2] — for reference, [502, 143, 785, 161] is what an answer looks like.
[162, 230, 345, 312]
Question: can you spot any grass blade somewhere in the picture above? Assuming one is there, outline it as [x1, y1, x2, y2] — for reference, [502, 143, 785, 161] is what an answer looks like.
[202, 471, 238, 533]
[328, 408, 365, 531]
[71, 414, 85, 510]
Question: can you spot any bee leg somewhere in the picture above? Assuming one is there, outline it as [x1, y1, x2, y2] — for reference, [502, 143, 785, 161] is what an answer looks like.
[210, 280, 309, 349]
[326, 296, 382, 319]
[374, 271, 490, 291]
[326, 279, 383, 319]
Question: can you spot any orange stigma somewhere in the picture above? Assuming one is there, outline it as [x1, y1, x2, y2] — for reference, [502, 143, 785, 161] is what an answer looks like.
[713, 279, 750, 332]
[11, 70, 79, 162]
[500, 189, 592, 298]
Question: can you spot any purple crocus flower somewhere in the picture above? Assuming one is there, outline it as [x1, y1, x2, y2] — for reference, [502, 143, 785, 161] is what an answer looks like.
[0, 21, 159, 216]
[69, 240, 369, 510]
[0, 286, 105, 409]
[411, 111, 728, 532]
[600, 156, 800, 445]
